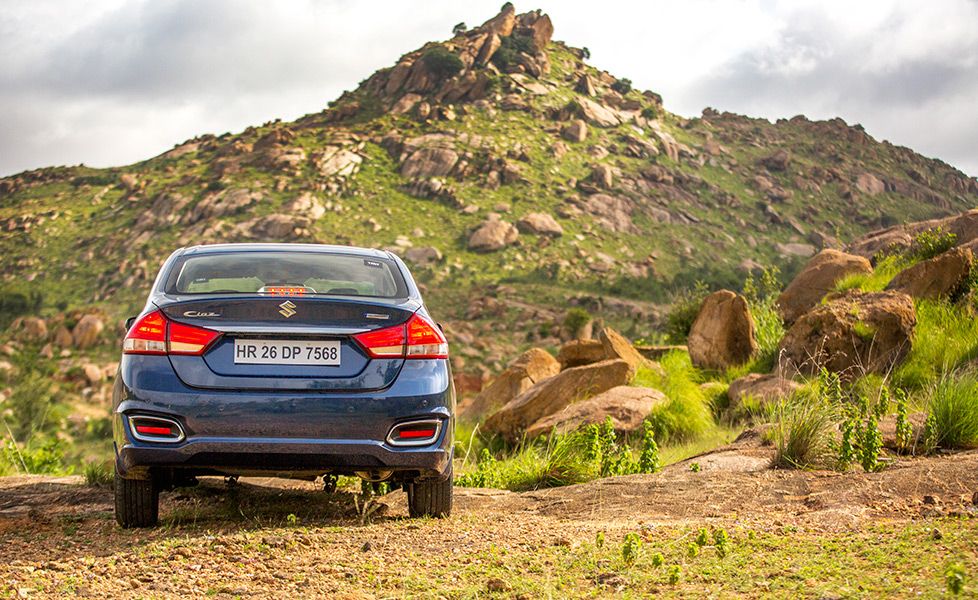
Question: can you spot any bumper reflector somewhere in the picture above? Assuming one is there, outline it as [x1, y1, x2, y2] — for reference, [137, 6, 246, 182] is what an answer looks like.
[387, 419, 442, 447]
[128, 415, 185, 443]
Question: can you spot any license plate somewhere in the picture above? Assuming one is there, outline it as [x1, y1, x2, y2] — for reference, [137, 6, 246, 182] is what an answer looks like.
[233, 340, 341, 366]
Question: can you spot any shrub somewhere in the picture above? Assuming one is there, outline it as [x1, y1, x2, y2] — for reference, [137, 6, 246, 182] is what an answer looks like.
[742, 266, 785, 371]
[2, 438, 64, 475]
[770, 395, 837, 469]
[452, 22, 467, 35]
[83, 461, 113, 486]
[0, 290, 43, 328]
[859, 412, 883, 472]
[640, 106, 658, 120]
[621, 533, 642, 566]
[421, 46, 464, 79]
[894, 388, 914, 452]
[611, 78, 632, 95]
[636, 352, 715, 442]
[664, 282, 709, 343]
[893, 300, 978, 389]
[637, 420, 661, 473]
[925, 374, 978, 449]
[491, 34, 535, 70]
[563, 307, 592, 338]
[908, 226, 957, 262]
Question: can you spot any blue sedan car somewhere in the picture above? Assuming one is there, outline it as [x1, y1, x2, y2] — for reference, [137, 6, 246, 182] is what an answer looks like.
[112, 243, 454, 527]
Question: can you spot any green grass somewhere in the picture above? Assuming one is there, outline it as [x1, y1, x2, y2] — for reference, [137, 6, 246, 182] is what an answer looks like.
[634, 351, 715, 442]
[834, 254, 905, 293]
[893, 300, 978, 389]
[926, 374, 978, 449]
[769, 394, 839, 469]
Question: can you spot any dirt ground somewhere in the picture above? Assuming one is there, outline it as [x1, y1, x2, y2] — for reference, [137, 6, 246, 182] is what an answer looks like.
[1, 438, 977, 598]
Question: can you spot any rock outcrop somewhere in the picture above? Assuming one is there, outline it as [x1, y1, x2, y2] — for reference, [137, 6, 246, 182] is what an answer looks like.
[468, 216, 519, 251]
[886, 247, 973, 300]
[460, 348, 560, 419]
[72, 315, 105, 349]
[726, 373, 802, 413]
[525, 386, 667, 438]
[556, 339, 606, 369]
[687, 291, 757, 370]
[778, 290, 916, 377]
[483, 359, 633, 441]
[777, 249, 873, 323]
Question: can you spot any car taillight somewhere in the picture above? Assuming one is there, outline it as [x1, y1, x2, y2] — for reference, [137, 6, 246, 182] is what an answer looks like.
[123, 310, 221, 356]
[123, 311, 167, 354]
[353, 313, 448, 359]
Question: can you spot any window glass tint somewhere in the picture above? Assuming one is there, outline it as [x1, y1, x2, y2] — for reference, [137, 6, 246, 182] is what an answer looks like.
[168, 252, 406, 298]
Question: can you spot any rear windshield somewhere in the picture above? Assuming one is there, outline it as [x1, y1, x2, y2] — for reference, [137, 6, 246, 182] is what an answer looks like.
[165, 252, 408, 298]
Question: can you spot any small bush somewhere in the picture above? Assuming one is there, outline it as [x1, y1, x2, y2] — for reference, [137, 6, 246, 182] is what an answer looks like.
[637, 420, 660, 473]
[611, 78, 632, 95]
[421, 46, 464, 79]
[452, 22, 467, 35]
[640, 106, 658, 120]
[925, 375, 978, 449]
[770, 395, 838, 469]
[563, 307, 592, 338]
[2, 439, 64, 475]
[909, 226, 957, 262]
[83, 461, 113, 486]
[893, 300, 978, 390]
[664, 282, 710, 343]
[491, 34, 535, 70]
[894, 388, 914, 452]
[742, 266, 785, 370]
[0, 290, 43, 328]
[621, 533, 642, 566]
[637, 352, 715, 442]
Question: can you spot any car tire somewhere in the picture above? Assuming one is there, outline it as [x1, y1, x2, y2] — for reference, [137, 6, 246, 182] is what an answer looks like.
[407, 466, 453, 518]
[114, 468, 159, 528]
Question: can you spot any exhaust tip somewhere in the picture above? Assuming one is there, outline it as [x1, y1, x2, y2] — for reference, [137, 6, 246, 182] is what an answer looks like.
[387, 419, 442, 447]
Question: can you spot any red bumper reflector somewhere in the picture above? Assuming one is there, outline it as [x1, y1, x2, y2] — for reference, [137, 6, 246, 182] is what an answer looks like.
[397, 428, 437, 439]
[135, 425, 174, 436]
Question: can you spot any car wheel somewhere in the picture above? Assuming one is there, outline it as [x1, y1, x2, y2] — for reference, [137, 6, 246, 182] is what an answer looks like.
[407, 465, 453, 518]
[114, 468, 159, 528]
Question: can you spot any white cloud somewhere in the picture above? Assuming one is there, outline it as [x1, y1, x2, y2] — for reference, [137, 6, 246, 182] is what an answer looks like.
[0, 0, 976, 176]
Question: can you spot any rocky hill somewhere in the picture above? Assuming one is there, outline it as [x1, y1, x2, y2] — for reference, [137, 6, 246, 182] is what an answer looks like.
[1, 3, 977, 377]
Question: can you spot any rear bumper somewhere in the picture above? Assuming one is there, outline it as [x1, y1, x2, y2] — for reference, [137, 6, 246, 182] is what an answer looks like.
[115, 435, 452, 480]
[112, 355, 454, 480]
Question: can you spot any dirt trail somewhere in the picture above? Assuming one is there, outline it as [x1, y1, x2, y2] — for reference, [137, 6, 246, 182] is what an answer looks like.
[1, 441, 976, 598]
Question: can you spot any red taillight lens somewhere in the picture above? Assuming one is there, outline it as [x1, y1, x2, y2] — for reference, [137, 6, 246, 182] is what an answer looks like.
[405, 313, 448, 359]
[397, 428, 437, 439]
[353, 322, 407, 357]
[123, 310, 221, 356]
[168, 320, 222, 355]
[353, 313, 448, 359]
[123, 311, 167, 354]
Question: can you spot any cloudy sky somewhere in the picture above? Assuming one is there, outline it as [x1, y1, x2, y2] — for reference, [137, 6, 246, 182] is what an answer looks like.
[2, 0, 977, 177]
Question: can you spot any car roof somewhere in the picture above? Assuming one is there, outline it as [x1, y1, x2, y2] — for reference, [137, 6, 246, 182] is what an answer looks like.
[178, 243, 392, 259]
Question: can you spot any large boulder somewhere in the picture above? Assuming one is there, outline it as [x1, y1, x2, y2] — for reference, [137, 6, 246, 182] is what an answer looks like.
[599, 327, 646, 376]
[483, 359, 634, 441]
[460, 348, 559, 419]
[525, 386, 667, 438]
[727, 373, 802, 414]
[556, 339, 606, 369]
[886, 247, 973, 300]
[399, 147, 459, 178]
[778, 290, 915, 377]
[561, 119, 588, 142]
[777, 249, 873, 323]
[517, 212, 563, 236]
[687, 291, 758, 370]
[18, 317, 48, 342]
[468, 217, 519, 251]
[72, 315, 105, 349]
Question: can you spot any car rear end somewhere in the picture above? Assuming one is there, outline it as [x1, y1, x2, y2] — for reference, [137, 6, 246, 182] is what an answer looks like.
[112, 244, 455, 527]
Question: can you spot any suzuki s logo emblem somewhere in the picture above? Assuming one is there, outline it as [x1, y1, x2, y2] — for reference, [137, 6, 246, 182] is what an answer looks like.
[278, 300, 297, 318]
